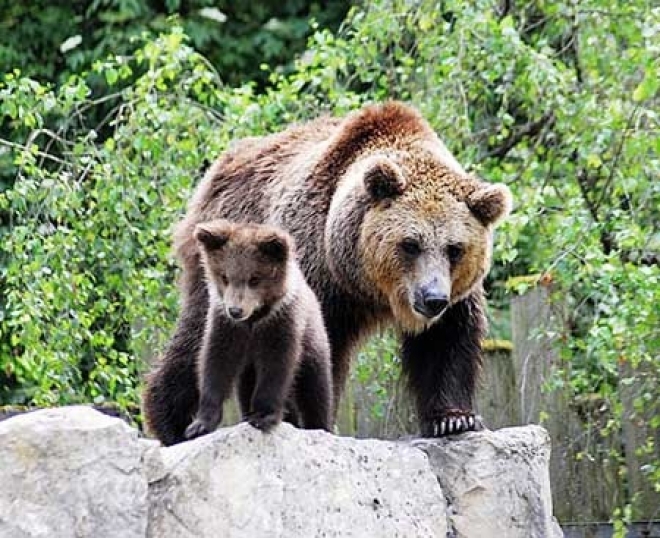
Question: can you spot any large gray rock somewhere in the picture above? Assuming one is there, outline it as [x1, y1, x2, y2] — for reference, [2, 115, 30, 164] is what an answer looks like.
[0, 407, 562, 537]
[0, 406, 148, 538]
[414, 426, 563, 538]
[147, 422, 447, 537]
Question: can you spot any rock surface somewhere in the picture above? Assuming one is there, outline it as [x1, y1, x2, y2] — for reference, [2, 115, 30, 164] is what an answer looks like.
[148, 423, 446, 537]
[0, 407, 561, 538]
[0, 406, 148, 538]
[414, 426, 563, 538]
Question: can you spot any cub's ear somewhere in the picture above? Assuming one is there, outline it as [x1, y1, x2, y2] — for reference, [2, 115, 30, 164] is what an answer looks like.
[466, 183, 513, 226]
[363, 156, 406, 201]
[194, 221, 232, 250]
[257, 232, 291, 263]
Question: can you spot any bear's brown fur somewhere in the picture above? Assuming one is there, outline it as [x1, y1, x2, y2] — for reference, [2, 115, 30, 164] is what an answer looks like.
[143, 101, 512, 445]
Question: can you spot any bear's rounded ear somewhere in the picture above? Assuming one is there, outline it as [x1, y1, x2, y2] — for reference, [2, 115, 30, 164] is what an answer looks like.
[466, 183, 513, 226]
[194, 222, 232, 250]
[363, 156, 407, 201]
[257, 232, 291, 263]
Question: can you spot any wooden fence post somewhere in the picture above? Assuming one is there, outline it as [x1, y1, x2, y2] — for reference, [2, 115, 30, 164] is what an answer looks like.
[476, 341, 519, 429]
[619, 360, 660, 519]
[509, 283, 622, 523]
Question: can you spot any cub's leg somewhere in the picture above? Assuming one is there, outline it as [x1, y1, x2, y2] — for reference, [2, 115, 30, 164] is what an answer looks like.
[185, 311, 247, 440]
[283, 400, 302, 428]
[239, 363, 302, 427]
[237, 362, 256, 419]
[245, 333, 299, 432]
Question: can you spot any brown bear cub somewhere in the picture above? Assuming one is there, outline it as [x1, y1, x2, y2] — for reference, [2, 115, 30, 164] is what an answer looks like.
[183, 219, 333, 440]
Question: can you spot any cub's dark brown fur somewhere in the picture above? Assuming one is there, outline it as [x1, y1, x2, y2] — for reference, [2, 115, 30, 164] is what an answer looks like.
[152, 220, 332, 442]
[143, 102, 511, 445]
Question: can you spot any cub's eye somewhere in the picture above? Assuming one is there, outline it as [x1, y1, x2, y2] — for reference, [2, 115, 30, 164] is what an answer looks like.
[248, 277, 261, 287]
[399, 238, 422, 257]
[220, 275, 229, 286]
[447, 244, 464, 264]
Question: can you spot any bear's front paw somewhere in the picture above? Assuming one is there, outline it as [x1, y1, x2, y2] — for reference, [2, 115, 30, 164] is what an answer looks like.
[184, 418, 213, 440]
[423, 409, 484, 437]
[245, 409, 283, 432]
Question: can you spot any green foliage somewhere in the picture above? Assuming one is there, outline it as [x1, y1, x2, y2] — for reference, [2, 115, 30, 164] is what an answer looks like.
[353, 331, 401, 421]
[0, 1, 348, 87]
[1, 0, 659, 523]
[1, 29, 224, 407]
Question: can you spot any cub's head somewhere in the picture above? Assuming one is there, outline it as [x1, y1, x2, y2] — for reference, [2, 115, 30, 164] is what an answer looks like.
[326, 150, 512, 334]
[194, 220, 293, 322]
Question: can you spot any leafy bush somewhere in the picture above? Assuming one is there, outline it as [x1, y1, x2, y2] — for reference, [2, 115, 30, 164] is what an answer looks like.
[0, 1, 348, 88]
[2, 29, 222, 407]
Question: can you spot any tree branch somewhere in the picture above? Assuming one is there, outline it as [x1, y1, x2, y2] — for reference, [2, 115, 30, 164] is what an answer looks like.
[486, 111, 555, 160]
[0, 138, 68, 166]
[497, 0, 512, 19]
[575, 158, 658, 266]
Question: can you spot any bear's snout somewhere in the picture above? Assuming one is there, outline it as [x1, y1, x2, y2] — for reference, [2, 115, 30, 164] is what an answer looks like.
[227, 306, 244, 320]
[413, 283, 449, 319]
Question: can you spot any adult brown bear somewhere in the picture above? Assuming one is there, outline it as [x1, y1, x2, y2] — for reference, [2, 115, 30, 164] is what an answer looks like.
[143, 101, 512, 446]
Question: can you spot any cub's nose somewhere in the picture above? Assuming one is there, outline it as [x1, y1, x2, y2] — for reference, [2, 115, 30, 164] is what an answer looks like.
[227, 306, 244, 320]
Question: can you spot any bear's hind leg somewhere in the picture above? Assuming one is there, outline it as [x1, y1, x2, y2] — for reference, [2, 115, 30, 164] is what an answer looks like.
[294, 336, 333, 431]
[143, 352, 199, 446]
[142, 273, 208, 446]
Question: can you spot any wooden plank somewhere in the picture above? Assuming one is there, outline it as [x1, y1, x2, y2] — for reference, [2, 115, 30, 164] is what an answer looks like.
[476, 346, 520, 429]
[510, 284, 622, 523]
[619, 360, 660, 519]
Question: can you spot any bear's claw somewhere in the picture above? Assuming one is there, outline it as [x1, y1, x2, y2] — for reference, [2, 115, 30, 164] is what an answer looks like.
[427, 410, 483, 437]
[184, 419, 212, 440]
[246, 410, 282, 432]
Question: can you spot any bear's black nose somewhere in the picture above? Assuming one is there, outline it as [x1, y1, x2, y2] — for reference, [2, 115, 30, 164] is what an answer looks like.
[423, 294, 448, 317]
[228, 306, 244, 319]
[414, 289, 449, 318]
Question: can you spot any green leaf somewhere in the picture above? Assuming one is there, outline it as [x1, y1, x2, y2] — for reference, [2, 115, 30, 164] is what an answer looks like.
[105, 68, 118, 86]
[632, 67, 659, 102]
[60, 35, 83, 54]
[586, 154, 602, 168]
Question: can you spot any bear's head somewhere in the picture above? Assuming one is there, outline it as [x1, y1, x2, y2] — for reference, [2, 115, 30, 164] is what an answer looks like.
[326, 144, 512, 334]
[195, 219, 293, 322]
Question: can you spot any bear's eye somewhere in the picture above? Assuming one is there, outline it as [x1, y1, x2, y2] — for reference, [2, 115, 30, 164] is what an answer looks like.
[220, 274, 229, 286]
[248, 277, 261, 287]
[399, 238, 422, 257]
[446, 244, 464, 265]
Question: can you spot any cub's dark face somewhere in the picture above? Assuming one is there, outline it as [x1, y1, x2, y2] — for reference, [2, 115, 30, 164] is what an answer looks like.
[194, 220, 292, 322]
[357, 153, 512, 334]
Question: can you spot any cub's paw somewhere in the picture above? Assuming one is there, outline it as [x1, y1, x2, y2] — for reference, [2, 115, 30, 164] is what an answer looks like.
[184, 419, 212, 440]
[423, 409, 485, 437]
[246, 410, 282, 433]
